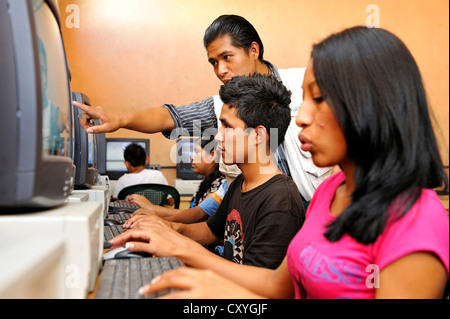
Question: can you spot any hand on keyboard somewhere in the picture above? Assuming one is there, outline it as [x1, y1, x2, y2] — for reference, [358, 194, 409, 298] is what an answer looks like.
[138, 267, 261, 299]
[127, 194, 156, 211]
[122, 213, 170, 229]
[108, 216, 204, 258]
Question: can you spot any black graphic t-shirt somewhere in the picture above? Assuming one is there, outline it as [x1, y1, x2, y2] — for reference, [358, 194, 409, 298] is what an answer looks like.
[207, 174, 305, 269]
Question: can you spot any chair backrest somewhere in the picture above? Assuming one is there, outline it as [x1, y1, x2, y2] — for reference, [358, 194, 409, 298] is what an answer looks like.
[117, 183, 181, 209]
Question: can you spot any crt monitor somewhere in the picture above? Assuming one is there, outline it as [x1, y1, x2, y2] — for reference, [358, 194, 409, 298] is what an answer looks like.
[94, 119, 106, 175]
[88, 120, 106, 176]
[176, 137, 203, 180]
[0, 0, 73, 211]
[105, 138, 150, 180]
[71, 92, 99, 189]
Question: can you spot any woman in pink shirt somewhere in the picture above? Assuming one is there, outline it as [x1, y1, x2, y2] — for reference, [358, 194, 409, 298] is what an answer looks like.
[139, 26, 449, 299]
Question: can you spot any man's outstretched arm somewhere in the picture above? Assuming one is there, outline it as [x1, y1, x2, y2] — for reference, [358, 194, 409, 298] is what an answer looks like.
[73, 101, 175, 134]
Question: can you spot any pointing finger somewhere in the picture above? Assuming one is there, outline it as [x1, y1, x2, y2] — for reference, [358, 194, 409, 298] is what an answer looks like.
[72, 101, 114, 134]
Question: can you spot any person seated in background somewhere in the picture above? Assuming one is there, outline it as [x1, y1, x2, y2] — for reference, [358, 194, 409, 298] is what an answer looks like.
[112, 143, 174, 206]
[126, 134, 226, 224]
[110, 74, 306, 270]
[136, 26, 449, 299]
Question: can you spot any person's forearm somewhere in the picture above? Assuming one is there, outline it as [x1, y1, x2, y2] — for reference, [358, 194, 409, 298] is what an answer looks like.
[149, 206, 183, 218]
[172, 221, 218, 247]
[172, 245, 293, 299]
[119, 107, 175, 133]
[149, 205, 207, 221]
[166, 206, 208, 224]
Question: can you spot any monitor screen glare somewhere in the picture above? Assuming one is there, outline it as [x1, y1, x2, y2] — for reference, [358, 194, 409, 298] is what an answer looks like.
[34, 0, 70, 158]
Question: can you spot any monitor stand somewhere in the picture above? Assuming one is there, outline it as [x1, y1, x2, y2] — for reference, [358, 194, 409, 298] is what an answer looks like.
[72, 185, 110, 218]
[0, 236, 65, 298]
[0, 201, 103, 298]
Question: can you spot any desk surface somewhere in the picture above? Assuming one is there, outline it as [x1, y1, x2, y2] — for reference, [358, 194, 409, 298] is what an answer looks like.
[87, 250, 108, 299]
[179, 196, 192, 210]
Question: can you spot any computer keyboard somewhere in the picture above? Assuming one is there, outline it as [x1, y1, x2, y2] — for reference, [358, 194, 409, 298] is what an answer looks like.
[95, 257, 185, 299]
[109, 200, 140, 212]
[104, 225, 127, 248]
[106, 212, 133, 224]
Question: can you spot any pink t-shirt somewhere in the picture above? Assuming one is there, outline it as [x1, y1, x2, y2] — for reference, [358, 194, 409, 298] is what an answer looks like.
[287, 172, 449, 299]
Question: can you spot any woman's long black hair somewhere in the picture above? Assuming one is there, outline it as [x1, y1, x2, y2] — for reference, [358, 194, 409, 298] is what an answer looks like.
[312, 26, 448, 244]
[194, 135, 224, 206]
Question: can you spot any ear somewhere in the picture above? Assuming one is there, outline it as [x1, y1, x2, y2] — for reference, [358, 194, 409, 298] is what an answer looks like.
[145, 156, 149, 165]
[250, 41, 260, 60]
[209, 148, 218, 163]
[255, 125, 268, 147]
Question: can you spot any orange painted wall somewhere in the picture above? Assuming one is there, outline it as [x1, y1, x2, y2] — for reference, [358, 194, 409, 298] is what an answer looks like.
[58, 0, 449, 183]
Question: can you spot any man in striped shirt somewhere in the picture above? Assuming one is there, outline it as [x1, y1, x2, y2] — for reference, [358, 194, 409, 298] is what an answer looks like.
[74, 15, 333, 207]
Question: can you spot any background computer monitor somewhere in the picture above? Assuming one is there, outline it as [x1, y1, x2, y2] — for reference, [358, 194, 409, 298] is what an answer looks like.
[94, 120, 106, 175]
[72, 92, 99, 189]
[0, 0, 73, 211]
[176, 137, 203, 180]
[105, 138, 150, 180]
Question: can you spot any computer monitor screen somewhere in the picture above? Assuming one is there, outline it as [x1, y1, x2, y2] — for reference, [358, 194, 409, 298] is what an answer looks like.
[176, 137, 203, 180]
[0, 0, 73, 210]
[94, 120, 106, 175]
[38, 1, 70, 158]
[88, 133, 96, 167]
[105, 138, 150, 180]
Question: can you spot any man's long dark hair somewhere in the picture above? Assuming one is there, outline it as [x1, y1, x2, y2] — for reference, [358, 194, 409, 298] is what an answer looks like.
[203, 15, 264, 60]
[312, 26, 448, 244]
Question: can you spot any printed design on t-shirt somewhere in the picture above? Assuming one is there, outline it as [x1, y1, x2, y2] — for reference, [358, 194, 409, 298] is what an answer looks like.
[223, 209, 244, 264]
[297, 245, 367, 298]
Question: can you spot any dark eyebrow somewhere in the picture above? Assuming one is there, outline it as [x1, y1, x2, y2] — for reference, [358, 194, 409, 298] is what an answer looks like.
[208, 50, 233, 64]
[301, 80, 318, 92]
[219, 117, 232, 127]
[218, 50, 233, 58]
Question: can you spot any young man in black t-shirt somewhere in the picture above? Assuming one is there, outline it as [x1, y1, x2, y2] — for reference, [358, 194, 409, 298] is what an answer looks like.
[110, 74, 305, 270]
